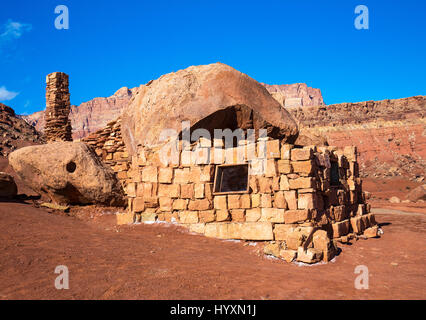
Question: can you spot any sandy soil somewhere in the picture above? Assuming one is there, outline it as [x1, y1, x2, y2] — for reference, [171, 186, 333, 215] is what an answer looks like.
[0, 199, 424, 300]
[1, 159, 424, 299]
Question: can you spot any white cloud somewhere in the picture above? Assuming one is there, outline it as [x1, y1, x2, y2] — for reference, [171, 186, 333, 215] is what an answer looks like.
[0, 86, 19, 101]
[0, 19, 32, 46]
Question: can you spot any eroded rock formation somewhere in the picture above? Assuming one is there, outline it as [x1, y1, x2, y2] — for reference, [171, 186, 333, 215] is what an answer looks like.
[121, 63, 299, 153]
[8, 142, 126, 206]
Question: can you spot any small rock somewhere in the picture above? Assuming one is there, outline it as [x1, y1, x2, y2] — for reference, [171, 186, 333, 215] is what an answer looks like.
[40, 202, 70, 212]
[389, 196, 401, 203]
[363, 225, 379, 238]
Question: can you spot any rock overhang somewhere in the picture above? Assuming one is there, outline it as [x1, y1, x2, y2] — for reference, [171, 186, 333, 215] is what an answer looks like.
[121, 63, 299, 154]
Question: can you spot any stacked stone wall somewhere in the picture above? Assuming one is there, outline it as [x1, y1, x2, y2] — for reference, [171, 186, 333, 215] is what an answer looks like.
[44, 72, 72, 142]
[81, 117, 131, 190]
[117, 137, 378, 264]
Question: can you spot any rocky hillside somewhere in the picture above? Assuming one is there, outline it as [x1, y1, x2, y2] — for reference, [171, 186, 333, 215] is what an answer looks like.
[23, 87, 138, 140]
[289, 96, 426, 181]
[0, 103, 43, 157]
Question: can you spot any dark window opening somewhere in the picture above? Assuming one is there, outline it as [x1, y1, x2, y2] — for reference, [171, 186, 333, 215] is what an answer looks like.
[330, 161, 339, 186]
[213, 164, 249, 194]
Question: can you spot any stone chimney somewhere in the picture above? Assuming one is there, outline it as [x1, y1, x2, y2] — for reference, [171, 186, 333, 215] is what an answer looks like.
[44, 72, 72, 142]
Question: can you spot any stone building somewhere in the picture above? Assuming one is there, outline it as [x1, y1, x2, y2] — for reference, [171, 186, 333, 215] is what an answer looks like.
[81, 63, 379, 264]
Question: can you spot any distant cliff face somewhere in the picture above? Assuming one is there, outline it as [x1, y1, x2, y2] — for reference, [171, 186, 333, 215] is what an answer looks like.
[262, 83, 324, 108]
[0, 103, 43, 157]
[289, 96, 426, 181]
[22, 87, 138, 140]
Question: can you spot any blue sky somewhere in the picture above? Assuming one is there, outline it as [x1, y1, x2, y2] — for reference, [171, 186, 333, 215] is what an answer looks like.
[0, 0, 425, 115]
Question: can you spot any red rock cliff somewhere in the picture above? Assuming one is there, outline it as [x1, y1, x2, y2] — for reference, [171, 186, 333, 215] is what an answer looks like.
[23, 87, 138, 140]
[289, 96, 426, 181]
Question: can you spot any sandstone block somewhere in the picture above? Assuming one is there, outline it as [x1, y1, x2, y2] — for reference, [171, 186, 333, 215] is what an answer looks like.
[249, 176, 258, 193]
[273, 224, 297, 241]
[332, 220, 350, 238]
[189, 167, 201, 183]
[174, 168, 190, 184]
[179, 211, 199, 224]
[227, 194, 241, 209]
[126, 182, 136, 198]
[277, 160, 292, 174]
[158, 184, 180, 198]
[284, 190, 298, 210]
[158, 167, 173, 183]
[260, 194, 272, 208]
[273, 191, 287, 209]
[194, 183, 205, 199]
[363, 225, 379, 238]
[133, 197, 145, 213]
[291, 148, 313, 161]
[172, 199, 188, 210]
[241, 222, 274, 240]
[264, 242, 281, 257]
[188, 199, 211, 211]
[199, 210, 216, 223]
[281, 144, 292, 160]
[164, 211, 179, 223]
[216, 210, 230, 222]
[258, 177, 272, 193]
[280, 249, 297, 262]
[350, 216, 365, 234]
[279, 175, 290, 191]
[188, 223, 206, 234]
[142, 166, 158, 183]
[141, 211, 157, 222]
[272, 176, 280, 191]
[231, 209, 246, 222]
[214, 195, 228, 210]
[266, 140, 280, 158]
[251, 194, 260, 208]
[205, 223, 242, 239]
[240, 194, 251, 208]
[245, 208, 261, 222]
[260, 208, 285, 223]
[200, 165, 214, 182]
[265, 159, 277, 177]
[291, 160, 315, 175]
[312, 229, 330, 251]
[298, 192, 316, 210]
[284, 209, 311, 224]
[297, 247, 322, 264]
[180, 184, 194, 199]
[289, 177, 314, 190]
[159, 197, 173, 212]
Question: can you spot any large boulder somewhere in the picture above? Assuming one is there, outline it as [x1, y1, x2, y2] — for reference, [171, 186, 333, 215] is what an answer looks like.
[8, 142, 125, 206]
[0, 172, 17, 199]
[406, 184, 426, 202]
[121, 63, 299, 154]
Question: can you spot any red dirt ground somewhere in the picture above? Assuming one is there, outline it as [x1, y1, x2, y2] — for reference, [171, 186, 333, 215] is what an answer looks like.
[0, 199, 425, 300]
[1, 159, 424, 299]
